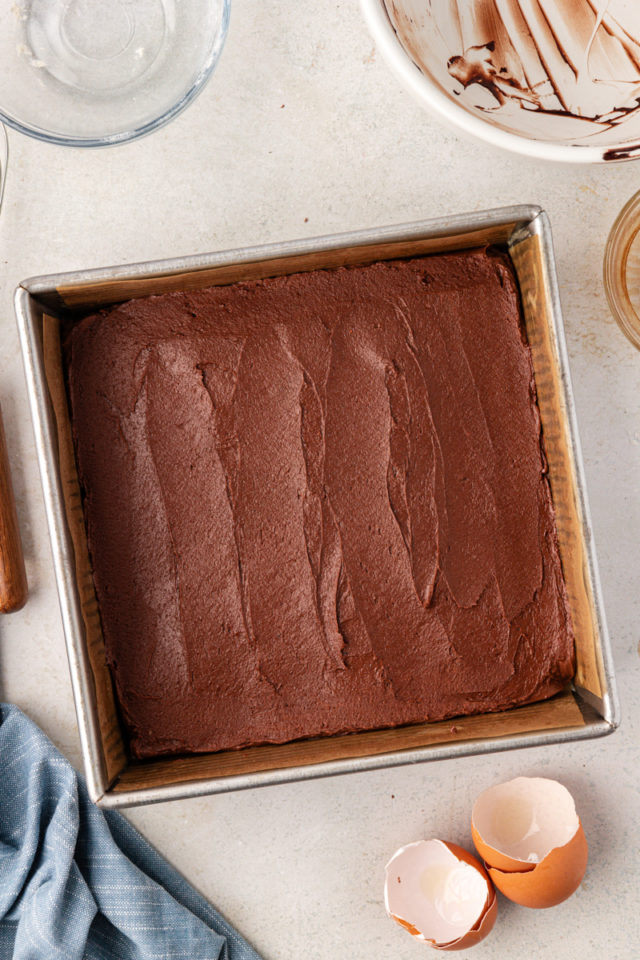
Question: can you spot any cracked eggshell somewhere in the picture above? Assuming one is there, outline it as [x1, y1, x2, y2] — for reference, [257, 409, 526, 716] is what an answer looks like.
[471, 776, 588, 908]
[384, 839, 497, 950]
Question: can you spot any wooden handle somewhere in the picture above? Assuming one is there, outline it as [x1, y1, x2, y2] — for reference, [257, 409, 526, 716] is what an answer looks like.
[0, 404, 27, 613]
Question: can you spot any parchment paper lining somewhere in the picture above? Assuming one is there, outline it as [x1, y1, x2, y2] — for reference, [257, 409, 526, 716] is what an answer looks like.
[40, 225, 597, 795]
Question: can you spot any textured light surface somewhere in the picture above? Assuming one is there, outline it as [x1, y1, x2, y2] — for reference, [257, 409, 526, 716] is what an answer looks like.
[1, 0, 639, 957]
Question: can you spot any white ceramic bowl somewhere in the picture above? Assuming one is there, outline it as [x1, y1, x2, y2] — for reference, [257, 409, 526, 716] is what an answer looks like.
[361, 0, 640, 163]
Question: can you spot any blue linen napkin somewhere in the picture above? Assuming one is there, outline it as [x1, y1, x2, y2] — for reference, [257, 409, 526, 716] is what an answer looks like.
[0, 703, 263, 960]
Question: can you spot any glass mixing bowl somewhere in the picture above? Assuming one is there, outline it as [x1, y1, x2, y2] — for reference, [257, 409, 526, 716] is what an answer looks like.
[0, 0, 230, 147]
[604, 191, 640, 351]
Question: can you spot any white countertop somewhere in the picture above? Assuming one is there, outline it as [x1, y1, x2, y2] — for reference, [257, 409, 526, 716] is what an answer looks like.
[1, 3, 639, 958]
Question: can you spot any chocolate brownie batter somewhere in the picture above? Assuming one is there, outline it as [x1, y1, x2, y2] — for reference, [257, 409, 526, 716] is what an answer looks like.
[67, 248, 574, 758]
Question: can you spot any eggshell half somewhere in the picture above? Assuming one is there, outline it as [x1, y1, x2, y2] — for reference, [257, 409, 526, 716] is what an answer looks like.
[437, 843, 498, 951]
[471, 776, 588, 908]
[471, 822, 536, 874]
[384, 839, 497, 950]
[486, 823, 588, 909]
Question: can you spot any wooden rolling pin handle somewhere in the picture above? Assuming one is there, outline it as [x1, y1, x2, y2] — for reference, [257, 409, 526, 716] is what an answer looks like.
[0, 404, 28, 613]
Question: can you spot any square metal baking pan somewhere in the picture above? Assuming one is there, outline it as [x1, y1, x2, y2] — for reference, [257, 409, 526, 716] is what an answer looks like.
[15, 205, 619, 808]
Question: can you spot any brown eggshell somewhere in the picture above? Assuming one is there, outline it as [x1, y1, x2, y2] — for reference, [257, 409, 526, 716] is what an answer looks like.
[441, 841, 492, 880]
[487, 821, 588, 909]
[471, 822, 536, 875]
[433, 842, 497, 951]
[385, 839, 497, 950]
[437, 886, 498, 951]
[391, 915, 422, 938]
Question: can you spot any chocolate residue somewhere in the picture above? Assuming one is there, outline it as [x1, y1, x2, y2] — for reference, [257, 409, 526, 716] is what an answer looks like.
[386, 1, 640, 137]
[448, 41, 542, 109]
[67, 250, 575, 759]
[603, 141, 640, 161]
